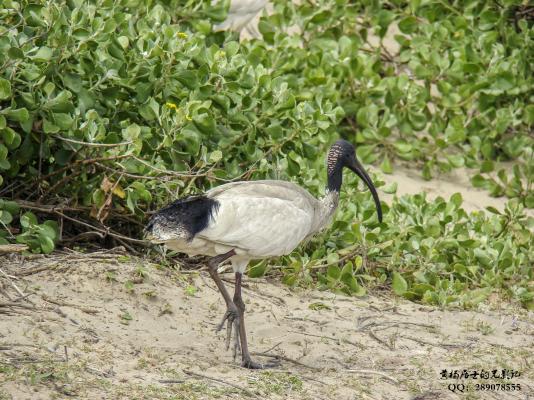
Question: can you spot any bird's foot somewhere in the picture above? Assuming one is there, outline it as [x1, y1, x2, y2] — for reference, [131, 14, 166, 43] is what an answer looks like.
[216, 304, 241, 359]
[241, 357, 281, 370]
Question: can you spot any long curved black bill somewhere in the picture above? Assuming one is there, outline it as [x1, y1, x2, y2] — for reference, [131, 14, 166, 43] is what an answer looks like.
[348, 158, 383, 223]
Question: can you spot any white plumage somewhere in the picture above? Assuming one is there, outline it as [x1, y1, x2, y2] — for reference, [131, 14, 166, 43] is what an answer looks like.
[163, 180, 338, 271]
[145, 140, 382, 369]
[213, 0, 268, 36]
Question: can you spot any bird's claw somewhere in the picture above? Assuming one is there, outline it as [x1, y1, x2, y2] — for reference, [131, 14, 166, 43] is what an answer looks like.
[242, 357, 281, 370]
[216, 305, 241, 358]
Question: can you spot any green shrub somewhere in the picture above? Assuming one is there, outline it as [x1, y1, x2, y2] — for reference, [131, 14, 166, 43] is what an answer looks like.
[0, 0, 532, 307]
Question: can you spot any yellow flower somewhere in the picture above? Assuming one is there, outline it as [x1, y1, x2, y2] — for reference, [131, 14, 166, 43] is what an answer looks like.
[177, 32, 188, 39]
[166, 102, 178, 110]
[185, 115, 192, 121]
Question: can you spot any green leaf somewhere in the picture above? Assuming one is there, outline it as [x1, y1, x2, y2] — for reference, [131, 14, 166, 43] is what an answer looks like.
[392, 272, 408, 295]
[382, 182, 397, 194]
[471, 174, 486, 188]
[447, 154, 464, 168]
[0, 210, 13, 225]
[327, 265, 341, 280]
[479, 10, 500, 30]
[408, 111, 427, 130]
[123, 124, 141, 140]
[380, 155, 393, 174]
[485, 206, 501, 215]
[2, 108, 29, 123]
[2, 127, 21, 150]
[20, 212, 38, 229]
[53, 113, 73, 130]
[524, 104, 534, 125]
[39, 235, 55, 254]
[43, 119, 60, 134]
[0, 144, 7, 161]
[474, 248, 492, 267]
[248, 261, 267, 278]
[0, 78, 11, 100]
[117, 36, 129, 49]
[8, 47, 24, 59]
[0, 200, 19, 215]
[492, 72, 514, 92]
[480, 160, 494, 173]
[450, 193, 463, 208]
[33, 46, 53, 62]
[193, 112, 216, 135]
[398, 16, 418, 34]
[394, 142, 413, 153]
[176, 71, 198, 90]
[425, 216, 441, 237]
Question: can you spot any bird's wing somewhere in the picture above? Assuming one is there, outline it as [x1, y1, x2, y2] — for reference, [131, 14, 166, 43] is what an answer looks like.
[206, 180, 318, 204]
[199, 181, 318, 257]
[228, 0, 267, 14]
[213, 0, 267, 32]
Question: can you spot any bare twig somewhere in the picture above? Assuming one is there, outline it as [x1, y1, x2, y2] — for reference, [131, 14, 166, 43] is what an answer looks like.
[183, 369, 259, 398]
[0, 268, 27, 300]
[86, 365, 115, 378]
[41, 294, 99, 314]
[52, 135, 133, 147]
[0, 244, 28, 254]
[12, 264, 58, 277]
[343, 369, 399, 384]
[356, 320, 434, 332]
[258, 341, 283, 355]
[40, 154, 132, 181]
[0, 343, 49, 351]
[400, 335, 469, 349]
[288, 330, 364, 349]
[250, 352, 320, 370]
[284, 316, 324, 325]
[159, 379, 186, 384]
[0, 302, 35, 310]
[368, 331, 394, 351]
[12, 200, 148, 245]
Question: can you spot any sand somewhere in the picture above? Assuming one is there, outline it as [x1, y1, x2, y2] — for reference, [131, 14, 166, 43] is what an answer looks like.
[0, 249, 532, 400]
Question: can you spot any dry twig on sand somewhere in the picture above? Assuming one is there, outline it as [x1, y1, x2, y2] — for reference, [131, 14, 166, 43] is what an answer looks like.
[288, 330, 365, 349]
[250, 351, 320, 371]
[0, 267, 28, 301]
[41, 294, 99, 314]
[183, 369, 259, 398]
[342, 368, 399, 384]
[0, 244, 28, 254]
[356, 319, 434, 332]
[400, 334, 468, 349]
[368, 331, 395, 351]
[159, 379, 185, 384]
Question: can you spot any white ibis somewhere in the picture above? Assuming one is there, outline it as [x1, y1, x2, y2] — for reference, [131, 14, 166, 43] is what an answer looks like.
[213, 0, 268, 38]
[145, 139, 383, 369]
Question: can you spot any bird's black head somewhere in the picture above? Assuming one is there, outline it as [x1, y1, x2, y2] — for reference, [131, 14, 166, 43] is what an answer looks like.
[327, 139, 383, 223]
[327, 140, 356, 176]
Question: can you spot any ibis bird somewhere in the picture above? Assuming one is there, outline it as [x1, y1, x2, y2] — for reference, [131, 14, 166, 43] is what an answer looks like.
[145, 139, 382, 369]
[213, 0, 268, 38]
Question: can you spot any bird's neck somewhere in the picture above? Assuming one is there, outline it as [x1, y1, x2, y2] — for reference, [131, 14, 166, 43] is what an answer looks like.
[315, 189, 340, 232]
[327, 164, 342, 193]
[308, 164, 341, 234]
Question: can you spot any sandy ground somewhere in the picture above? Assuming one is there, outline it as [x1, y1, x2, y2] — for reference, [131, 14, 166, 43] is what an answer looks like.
[0, 250, 532, 400]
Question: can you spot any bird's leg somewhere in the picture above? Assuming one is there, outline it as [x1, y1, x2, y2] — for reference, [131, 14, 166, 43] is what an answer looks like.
[207, 250, 240, 353]
[233, 272, 280, 370]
